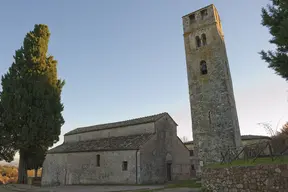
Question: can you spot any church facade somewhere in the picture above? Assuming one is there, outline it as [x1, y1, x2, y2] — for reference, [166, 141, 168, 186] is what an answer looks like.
[41, 113, 190, 186]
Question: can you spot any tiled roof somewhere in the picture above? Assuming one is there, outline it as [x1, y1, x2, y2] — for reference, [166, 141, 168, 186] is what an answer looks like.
[65, 112, 168, 136]
[48, 133, 155, 154]
[241, 135, 271, 141]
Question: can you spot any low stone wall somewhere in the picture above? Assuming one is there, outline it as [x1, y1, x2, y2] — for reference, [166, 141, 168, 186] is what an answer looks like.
[202, 164, 288, 192]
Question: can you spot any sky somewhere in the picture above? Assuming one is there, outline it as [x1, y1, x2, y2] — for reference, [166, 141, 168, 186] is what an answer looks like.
[0, 0, 287, 162]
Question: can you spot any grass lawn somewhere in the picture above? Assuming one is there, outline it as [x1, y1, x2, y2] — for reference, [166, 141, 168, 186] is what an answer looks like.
[205, 155, 288, 168]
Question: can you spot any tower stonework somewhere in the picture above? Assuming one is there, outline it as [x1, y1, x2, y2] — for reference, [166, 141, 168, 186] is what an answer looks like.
[182, 5, 241, 170]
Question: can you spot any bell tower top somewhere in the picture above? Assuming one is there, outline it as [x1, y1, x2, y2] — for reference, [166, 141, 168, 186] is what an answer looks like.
[182, 4, 223, 36]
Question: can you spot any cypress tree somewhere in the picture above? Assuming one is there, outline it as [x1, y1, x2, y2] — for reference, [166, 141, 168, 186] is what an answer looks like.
[26, 145, 47, 177]
[260, 0, 288, 80]
[0, 101, 16, 162]
[0, 24, 65, 183]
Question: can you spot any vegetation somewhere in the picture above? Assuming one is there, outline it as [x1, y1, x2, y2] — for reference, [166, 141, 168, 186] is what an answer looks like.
[205, 156, 288, 169]
[0, 165, 18, 184]
[258, 122, 288, 155]
[260, 0, 288, 81]
[0, 165, 42, 184]
[0, 24, 65, 184]
[281, 122, 288, 135]
[26, 146, 47, 177]
[0, 102, 16, 162]
[165, 180, 202, 189]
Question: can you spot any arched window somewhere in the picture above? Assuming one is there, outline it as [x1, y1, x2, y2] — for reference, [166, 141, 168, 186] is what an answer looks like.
[201, 34, 207, 46]
[200, 60, 208, 75]
[189, 14, 195, 23]
[195, 36, 201, 48]
[200, 9, 208, 20]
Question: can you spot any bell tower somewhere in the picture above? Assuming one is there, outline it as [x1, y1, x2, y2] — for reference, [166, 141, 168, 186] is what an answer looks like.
[182, 5, 241, 171]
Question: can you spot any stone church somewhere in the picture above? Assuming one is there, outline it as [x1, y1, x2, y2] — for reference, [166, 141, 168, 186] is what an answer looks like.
[41, 113, 190, 186]
[42, 4, 242, 185]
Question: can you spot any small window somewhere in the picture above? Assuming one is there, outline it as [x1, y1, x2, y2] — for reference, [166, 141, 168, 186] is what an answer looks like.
[189, 150, 194, 156]
[200, 60, 208, 75]
[195, 36, 201, 48]
[191, 165, 195, 170]
[189, 14, 195, 22]
[201, 34, 207, 46]
[122, 161, 128, 171]
[200, 9, 208, 19]
[96, 154, 100, 167]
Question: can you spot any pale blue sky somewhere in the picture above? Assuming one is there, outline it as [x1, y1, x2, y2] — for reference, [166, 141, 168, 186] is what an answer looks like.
[0, 0, 287, 154]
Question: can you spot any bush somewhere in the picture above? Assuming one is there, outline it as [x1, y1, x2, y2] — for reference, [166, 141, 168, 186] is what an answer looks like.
[271, 134, 288, 155]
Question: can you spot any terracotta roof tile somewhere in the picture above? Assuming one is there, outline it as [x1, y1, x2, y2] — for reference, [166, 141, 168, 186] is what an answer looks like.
[48, 133, 154, 154]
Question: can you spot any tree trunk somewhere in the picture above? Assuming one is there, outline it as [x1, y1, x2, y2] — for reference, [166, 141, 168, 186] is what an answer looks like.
[34, 168, 38, 178]
[17, 149, 28, 184]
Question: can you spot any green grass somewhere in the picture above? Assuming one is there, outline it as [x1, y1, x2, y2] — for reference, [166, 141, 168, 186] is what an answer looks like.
[205, 156, 288, 168]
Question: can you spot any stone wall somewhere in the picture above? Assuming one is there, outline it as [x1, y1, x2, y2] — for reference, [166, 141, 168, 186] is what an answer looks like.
[143, 115, 190, 183]
[138, 115, 190, 184]
[41, 150, 138, 186]
[64, 122, 155, 143]
[202, 164, 288, 192]
[185, 142, 198, 178]
[155, 115, 191, 181]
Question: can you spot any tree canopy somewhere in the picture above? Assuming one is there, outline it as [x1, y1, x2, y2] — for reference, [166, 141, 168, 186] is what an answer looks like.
[260, 0, 288, 80]
[281, 122, 288, 135]
[0, 24, 65, 183]
[0, 99, 16, 162]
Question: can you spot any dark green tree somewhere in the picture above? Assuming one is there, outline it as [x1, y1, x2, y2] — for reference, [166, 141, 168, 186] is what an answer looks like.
[26, 145, 47, 177]
[260, 0, 288, 80]
[0, 99, 16, 162]
[0, 24, 65, 184]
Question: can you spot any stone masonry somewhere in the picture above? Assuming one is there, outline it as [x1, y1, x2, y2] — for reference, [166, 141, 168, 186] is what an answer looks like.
[182, 4, 242, 173]
[41, 113, 190, 186]
[202, 164, 288, 192]
[42, 150, 138, 185]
